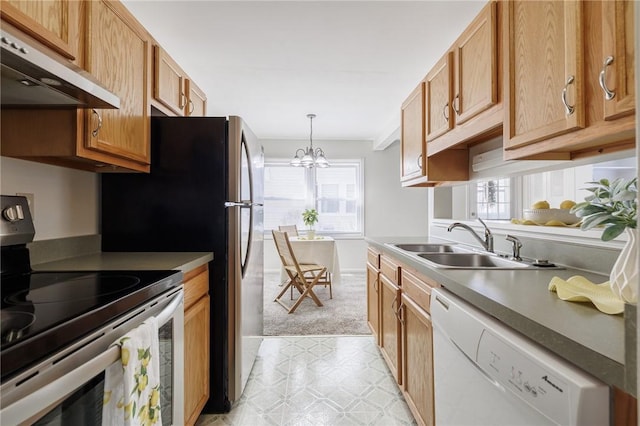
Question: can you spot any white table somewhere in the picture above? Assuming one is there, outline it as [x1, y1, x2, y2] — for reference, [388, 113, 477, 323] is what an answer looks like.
[280, 236, 341, 284]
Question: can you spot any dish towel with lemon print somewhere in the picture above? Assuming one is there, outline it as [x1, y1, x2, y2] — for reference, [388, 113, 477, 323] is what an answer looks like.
[102, 317, 162, 425]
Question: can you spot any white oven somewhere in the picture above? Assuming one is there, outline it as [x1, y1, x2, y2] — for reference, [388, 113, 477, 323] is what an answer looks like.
[0, 286, 184, 426]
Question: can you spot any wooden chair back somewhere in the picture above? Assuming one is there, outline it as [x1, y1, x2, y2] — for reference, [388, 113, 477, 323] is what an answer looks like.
[278, 224, 299, 236]
[272, 230, 298, 270]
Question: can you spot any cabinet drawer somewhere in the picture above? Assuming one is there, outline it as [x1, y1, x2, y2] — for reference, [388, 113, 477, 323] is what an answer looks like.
[367, 247, 380, 269]
[380, 255, 401, 285]
[401, 269, 432, 314]
[183, 265, 209, 311]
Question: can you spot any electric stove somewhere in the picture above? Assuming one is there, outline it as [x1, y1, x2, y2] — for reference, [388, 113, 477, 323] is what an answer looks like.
[0, 195, 182, 381]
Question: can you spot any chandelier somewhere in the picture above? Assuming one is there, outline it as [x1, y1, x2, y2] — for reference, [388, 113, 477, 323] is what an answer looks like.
[290, 113, 329, 168]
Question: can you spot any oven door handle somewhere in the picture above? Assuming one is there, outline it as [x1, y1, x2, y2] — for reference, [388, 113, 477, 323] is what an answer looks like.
[2, 290, 184, 425]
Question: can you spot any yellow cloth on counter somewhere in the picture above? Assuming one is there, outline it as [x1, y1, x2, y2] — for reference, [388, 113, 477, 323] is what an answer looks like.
[548, 276, 624, 315]
[511, 218, 581, 227]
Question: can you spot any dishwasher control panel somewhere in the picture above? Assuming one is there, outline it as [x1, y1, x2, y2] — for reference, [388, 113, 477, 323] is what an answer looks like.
[477, 330, 571, 424]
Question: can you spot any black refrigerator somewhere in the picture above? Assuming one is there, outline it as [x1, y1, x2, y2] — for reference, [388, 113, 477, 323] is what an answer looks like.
[101, 116, 264, 413]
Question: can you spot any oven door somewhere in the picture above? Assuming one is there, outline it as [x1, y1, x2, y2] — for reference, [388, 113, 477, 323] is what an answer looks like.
[0, 287, 185, 426]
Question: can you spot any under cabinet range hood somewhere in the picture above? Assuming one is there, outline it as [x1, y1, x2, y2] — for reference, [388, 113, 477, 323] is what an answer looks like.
[0, 29, 119, 109]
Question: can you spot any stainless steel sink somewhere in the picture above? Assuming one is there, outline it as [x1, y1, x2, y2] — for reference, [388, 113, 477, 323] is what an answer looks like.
[391, 243, 461, 253]
[417, 253, 531, 269]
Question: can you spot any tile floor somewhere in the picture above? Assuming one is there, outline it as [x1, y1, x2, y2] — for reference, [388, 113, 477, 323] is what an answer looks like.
[196, 336, 417, 426]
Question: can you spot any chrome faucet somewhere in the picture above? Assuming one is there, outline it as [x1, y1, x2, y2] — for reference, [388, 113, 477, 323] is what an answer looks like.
[447, 217, 494, 253]
[505, 234, 523, 261]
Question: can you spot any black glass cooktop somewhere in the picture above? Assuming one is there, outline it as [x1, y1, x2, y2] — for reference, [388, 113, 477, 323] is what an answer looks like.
[0, 269, 182, 381]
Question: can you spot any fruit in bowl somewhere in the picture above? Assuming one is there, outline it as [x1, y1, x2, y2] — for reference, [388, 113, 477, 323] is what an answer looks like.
[531, 200, 550, 209]
[523, 200, 580, 225]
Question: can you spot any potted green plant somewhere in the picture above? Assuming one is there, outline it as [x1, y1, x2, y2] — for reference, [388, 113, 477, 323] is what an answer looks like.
[571, 177, 637, 303]
[302, 208, 319, 239]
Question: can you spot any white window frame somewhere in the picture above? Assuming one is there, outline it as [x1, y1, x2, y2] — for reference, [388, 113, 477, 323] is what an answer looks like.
[470, 177, 520, 221]
[264, 158, 365, 238]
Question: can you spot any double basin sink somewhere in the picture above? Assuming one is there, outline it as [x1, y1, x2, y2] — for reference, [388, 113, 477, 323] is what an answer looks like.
[388, 243, 562, 270]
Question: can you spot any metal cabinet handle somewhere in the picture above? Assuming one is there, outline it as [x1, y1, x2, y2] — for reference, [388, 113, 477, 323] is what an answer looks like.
[179, 92, 186, 109]
[417, 154, 423, 169]
[442, 102, 449, 120]
[453, 94, 460, 115]
[561, 75, 576, 115]
[91, 109, 102, 137]
[598, 56, 616, 101]
[396, 301, 405, 324]
[373, 277, 378, 292]
[188, 99, 195, 115]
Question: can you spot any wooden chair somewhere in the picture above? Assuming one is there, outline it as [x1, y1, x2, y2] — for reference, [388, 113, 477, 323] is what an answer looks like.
[278, 224, 299, 236]
[272, 230, 332, 313]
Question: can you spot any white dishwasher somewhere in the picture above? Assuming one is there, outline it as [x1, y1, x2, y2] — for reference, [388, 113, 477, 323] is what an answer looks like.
[430, 288, 610, 426]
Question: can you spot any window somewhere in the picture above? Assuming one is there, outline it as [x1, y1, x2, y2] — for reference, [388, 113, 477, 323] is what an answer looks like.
[474, 178, 512, 220]
[460, 156, 636, 222]
[521, 157, 636, 211]
[264, 160, 363, 235]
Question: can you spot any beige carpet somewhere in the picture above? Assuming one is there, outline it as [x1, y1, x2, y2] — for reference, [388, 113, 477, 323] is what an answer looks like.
[262, 271, 372, 336]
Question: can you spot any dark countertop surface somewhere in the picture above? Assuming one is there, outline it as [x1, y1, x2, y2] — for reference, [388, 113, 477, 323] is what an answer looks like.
[367, 236, 630, 392]
[32, 252, 213, 274]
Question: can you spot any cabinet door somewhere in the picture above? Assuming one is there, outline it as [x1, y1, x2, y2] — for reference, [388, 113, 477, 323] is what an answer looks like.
[186, 79, 207, 117]
[601, 0, 635, 120]
[425, 52, 453, 142]
[184, 294, 210, 426]
[84, 0, 150, 165]
[454, 1, 497, 126]
[154, 46, 187, 116]
[1, 0, 79, 60]
[401, 294, 434, 426]
[401, 83, 425, 182]
[379, 274, 402, 385]
[504, 1, 584, 150]
[366, 262, 380, 343]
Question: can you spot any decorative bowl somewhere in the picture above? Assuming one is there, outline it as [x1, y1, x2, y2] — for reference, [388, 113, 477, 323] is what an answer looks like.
[522, 208, 580, 225]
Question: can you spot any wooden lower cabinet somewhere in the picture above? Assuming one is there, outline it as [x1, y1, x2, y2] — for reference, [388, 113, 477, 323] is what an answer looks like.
[613, 387, 638, 426]
[366, 262, 380, 343]
[379, 273, 402, 385]
[401, 293, 434, 426]
[183, 265, 210, 426]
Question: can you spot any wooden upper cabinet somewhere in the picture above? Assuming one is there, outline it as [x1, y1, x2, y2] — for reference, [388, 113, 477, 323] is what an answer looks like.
[503, 1, 585, 151]
[601, 0, 635, 120]
[454, 1, 497, 126]
[503, 0, 635, 161]
[153, 46, 207, 117]
[400, 82, 469, 187]
[186, 79, 207, 117]
[425, 52, 453, 142]
[425, 1, 501, 157]
[0, 0, 80, 61]
[401, 83, 425, 182]
[154, 45, 187, 116]
[84, 0, 151, 168]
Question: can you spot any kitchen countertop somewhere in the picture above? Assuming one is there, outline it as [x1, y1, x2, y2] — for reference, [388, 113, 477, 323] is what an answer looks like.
[367, 236, 629, 392]
[32, 252, 213, 274]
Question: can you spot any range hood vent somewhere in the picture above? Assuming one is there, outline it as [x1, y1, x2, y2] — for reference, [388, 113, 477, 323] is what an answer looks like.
[1, 29, 119, 109]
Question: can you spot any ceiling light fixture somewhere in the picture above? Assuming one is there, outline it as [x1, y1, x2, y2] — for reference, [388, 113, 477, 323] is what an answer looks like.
[290, 113, 329, 168]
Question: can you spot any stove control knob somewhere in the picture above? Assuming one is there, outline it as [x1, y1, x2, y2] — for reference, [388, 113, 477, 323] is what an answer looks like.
[3, 205, 24, 222]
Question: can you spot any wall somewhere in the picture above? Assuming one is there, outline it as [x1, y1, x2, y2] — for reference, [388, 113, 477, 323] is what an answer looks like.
[0, 157, 99, 240]
[262, 139, 428, 272]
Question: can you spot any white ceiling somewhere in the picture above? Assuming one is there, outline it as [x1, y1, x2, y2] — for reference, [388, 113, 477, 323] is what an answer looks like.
[122, 1, 485, 146]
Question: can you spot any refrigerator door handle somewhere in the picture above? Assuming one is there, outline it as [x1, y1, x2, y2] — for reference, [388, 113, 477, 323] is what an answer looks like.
[224, 201, 263, 208]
